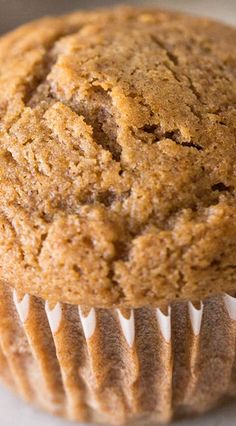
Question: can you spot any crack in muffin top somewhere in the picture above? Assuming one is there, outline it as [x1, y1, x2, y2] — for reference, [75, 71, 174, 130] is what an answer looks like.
[0, 6, 236, 307]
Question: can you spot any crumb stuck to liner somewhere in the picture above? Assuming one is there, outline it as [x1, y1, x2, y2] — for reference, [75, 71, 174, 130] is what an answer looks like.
[0, 283, 235, 425]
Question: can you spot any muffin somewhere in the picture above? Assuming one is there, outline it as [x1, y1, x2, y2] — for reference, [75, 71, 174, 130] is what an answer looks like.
[0, 5, 236, 425]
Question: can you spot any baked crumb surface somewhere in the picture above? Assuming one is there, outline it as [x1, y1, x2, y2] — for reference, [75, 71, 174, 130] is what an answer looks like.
[0, 7, 235, 306]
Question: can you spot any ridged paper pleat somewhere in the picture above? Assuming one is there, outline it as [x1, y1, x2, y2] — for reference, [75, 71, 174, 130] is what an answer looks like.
[16, 295, 66, 414]
[0, 284, 37, 402]
[46, 303, 89, 421]
[0, 282, 235, 425]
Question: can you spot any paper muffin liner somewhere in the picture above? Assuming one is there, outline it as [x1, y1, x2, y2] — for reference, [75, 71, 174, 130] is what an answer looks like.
[0, 283, 236, 425]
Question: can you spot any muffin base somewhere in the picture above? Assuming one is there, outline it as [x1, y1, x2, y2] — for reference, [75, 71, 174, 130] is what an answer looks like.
[0, 283, 236, 425]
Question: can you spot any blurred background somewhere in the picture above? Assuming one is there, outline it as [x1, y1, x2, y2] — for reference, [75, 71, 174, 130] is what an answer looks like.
[0, 0, 236, 35]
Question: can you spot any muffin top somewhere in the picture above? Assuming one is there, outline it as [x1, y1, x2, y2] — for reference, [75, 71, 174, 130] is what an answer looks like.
[0, 6, 235, 307]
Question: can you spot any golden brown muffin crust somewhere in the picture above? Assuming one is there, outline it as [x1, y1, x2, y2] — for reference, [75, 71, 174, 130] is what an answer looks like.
[0, 6, 236, 307]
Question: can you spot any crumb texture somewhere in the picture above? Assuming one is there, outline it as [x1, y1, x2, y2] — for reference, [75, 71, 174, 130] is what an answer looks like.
[0, 7, 235, 306]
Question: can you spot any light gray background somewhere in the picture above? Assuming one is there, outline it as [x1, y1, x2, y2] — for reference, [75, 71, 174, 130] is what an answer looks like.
[0, 0, 236, 34]
[0, 0, 236, 425]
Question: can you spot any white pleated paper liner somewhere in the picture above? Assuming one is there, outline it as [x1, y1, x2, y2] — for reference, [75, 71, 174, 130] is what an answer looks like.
[0, 283, 236, 425]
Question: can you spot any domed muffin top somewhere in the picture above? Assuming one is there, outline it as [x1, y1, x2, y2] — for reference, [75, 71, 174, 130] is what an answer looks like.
[0, 7, 235, 307]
